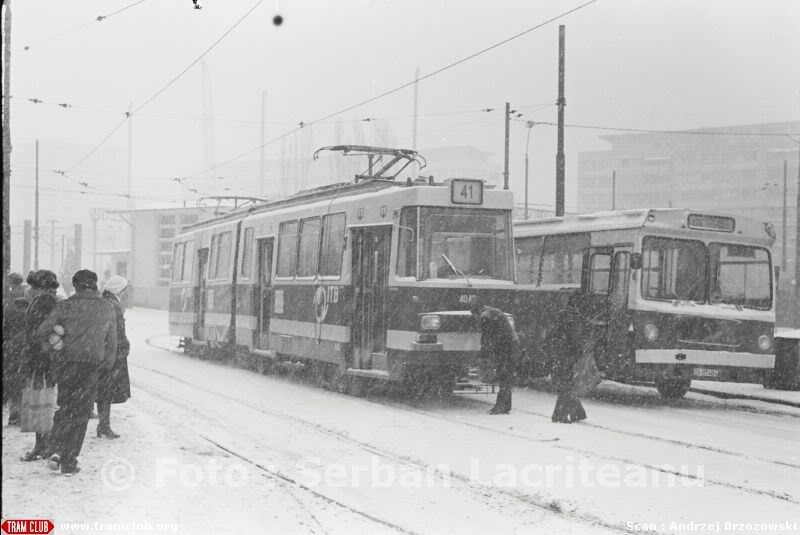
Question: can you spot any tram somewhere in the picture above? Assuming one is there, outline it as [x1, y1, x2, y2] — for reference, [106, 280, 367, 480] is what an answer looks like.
[513, 208, 777, 398]
[169, 146, 516, 394]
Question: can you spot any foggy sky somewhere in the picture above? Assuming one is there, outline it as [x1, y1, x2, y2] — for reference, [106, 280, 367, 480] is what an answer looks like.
[7, 0, 800, 221]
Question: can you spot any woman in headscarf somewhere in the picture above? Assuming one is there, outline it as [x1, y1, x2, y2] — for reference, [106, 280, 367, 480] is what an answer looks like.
[21, 270, 61, 460]
[96, 275, 131, 438]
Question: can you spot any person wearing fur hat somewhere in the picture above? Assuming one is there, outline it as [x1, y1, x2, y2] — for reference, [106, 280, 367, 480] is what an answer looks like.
[36, 269, 116, 474]
[20, 270, 61, 460]
[97, 275, 131, 439]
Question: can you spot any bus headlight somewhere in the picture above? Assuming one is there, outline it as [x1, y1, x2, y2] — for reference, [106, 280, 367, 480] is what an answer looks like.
[757, 334, 771, 351]
[420, 314, 441, 331]
[644, 323, 659, 342]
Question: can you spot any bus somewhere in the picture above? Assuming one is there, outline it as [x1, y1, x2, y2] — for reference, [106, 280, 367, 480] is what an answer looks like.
[169, 146, 516, 395]
[513, 208, 776, 398]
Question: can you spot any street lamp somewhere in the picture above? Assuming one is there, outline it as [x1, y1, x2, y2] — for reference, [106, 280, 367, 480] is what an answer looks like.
[524, 121, 535, 220]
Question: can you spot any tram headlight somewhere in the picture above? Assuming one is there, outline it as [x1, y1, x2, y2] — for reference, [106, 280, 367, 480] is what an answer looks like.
[644, 323, 659, 342]
[420, 314, 441, 331]
[757, 334, 772, 351]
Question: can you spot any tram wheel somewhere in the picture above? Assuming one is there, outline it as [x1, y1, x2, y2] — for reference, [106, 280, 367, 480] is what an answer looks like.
[655, 378, 691, 399]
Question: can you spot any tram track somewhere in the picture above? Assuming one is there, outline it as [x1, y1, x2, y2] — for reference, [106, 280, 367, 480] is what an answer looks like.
[140, 336, 800, 514]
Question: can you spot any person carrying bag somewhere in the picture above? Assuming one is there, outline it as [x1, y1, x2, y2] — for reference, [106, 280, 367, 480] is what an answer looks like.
[21, 373, 57, 434]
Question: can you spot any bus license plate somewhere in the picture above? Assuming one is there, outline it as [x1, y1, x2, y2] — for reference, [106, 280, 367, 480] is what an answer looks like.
[693, 367, 719, 378]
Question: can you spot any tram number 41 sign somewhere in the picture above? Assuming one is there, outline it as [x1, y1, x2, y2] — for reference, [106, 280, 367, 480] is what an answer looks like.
[2, 520, 54, 534]
[450, 179, 483, 205]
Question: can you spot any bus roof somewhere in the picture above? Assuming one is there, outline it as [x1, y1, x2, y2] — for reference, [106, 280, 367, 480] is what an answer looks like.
[514, 208, 776, 245]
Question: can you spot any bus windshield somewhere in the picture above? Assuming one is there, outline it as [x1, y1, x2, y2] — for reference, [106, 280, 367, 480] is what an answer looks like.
[641, 236, 772, 310]
[397, 207, 513, 281]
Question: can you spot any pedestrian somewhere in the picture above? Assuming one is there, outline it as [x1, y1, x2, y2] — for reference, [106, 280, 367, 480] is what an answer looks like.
[20, 270, 61, 461]
[97, 275, 131, 439]
[6, 272, 27, 301]
[471, 299, 520, 415]
[546, 291, 589, 423]
[3, 273, 31, 425]
[36, 269, 117, 474]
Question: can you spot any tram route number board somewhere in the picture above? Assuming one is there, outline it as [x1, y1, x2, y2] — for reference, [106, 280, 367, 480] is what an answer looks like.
[450, 179, 483, 205]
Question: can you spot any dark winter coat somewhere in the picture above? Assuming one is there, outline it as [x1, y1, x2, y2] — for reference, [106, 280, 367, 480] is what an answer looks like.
[100, 290, 131, 403]
[3, 297, 30, 400]
[23, 292, 60, 382]
[477, 306, 520, 377]
[35, 289, 117, 368]
[545, 296, 586, 391]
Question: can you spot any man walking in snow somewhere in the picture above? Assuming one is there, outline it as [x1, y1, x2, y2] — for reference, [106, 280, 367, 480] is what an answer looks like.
[36, 269, 116, 474]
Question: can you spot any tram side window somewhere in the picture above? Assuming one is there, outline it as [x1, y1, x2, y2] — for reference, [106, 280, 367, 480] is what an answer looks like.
[209, 231, 232, 280]
[276, 221, 299, 277]
[240, 227, 254, 279]
[589, 253, 612, 295]
[182, 240, 195, 283]
[171, 242, 185, 282]
[641, 237, 706, 301]
[297, 217, 321, 277]
[397, 208, 418, 278]
[320, 213, 346, 277]
[515, 236, 544, 284]
[539, 233, 589, 287]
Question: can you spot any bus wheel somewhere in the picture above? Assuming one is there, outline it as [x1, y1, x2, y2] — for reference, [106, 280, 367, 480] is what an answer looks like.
[655, 378, 691, 399]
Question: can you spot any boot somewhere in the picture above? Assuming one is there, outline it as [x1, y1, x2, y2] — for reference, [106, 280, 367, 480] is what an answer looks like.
[97, 426, 120, 439]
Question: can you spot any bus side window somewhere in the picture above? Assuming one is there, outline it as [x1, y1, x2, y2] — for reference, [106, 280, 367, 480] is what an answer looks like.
[610, 251, 630, 306]
[589, 252, 612, 295]
[515, 236, 543, 284]
[540, 233, 589, 287]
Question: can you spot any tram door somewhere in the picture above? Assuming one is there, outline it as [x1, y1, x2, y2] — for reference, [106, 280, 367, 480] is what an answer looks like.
[255, 238, 274, 349]
[351, 226, 391, 369]
[585, 246, 632, 372]
[195, 248, 210, 340]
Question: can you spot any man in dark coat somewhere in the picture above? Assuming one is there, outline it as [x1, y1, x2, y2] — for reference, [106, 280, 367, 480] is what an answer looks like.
[97, 275, 131, 438]
[546, 291, 588, 423]
[36, 269, 117, 474]
[471, 300, 520, 415]
[21, 270, 61, 460]
[3, 273, 30, 425]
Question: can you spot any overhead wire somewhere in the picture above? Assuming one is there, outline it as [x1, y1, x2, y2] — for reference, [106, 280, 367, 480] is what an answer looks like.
[23, 0, 150, 51]
[61, 0, 266, 177]
[517, 120, 800, 137]
[173, 0, 600, 183]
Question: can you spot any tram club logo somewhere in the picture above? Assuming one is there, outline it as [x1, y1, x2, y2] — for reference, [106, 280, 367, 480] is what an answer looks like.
[1, 519, 54, 534]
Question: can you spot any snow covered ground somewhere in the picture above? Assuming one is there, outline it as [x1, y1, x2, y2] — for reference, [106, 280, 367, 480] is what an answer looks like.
[3, 307, 799, 535]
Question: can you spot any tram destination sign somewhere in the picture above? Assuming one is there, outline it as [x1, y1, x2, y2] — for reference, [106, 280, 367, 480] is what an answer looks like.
[450, 178, 483, 205]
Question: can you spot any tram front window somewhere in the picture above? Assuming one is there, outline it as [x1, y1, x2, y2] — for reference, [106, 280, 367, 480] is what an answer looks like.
[397, 207, 512, 281]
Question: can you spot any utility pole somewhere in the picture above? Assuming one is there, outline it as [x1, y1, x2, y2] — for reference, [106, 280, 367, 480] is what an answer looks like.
[90, 209, 102, 272]
[782, 160, 788, 273]
[2, 0, 12, 281]
[412, 68, 420, 151]
[555, 25, 566, 217]
[524, 121, 535, 219]
[49, 220, 56, 270]
[34, 139, 40, 269]
[795, 141, 800, 326]
[503, 102, 510, 190]
[23, 220, 31, 274]
[612, 169, 616, 210]
[260, 90, 267, 198]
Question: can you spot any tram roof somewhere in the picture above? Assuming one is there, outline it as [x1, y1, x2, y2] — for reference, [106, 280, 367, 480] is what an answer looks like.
[514, 208, 776, 244]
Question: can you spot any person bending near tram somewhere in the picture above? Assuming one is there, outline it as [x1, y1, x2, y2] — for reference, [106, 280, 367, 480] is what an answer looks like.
[471, 299, 520, 415]
[546, 291, 588, 423]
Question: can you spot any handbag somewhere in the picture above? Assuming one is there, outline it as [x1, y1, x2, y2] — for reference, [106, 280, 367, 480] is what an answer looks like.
[571, 349, 602, 398]
[20, 374, 57, 434]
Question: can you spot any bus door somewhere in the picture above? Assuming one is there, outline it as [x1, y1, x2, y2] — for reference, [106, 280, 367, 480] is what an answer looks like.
[351, 226, 391, 370]
[195, 248, 210, 340]
[585, 246, 632, 372]
[255, 238, 274, 350]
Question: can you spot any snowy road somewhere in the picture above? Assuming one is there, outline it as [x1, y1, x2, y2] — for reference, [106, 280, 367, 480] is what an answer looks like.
[3, 308, 799, 535]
